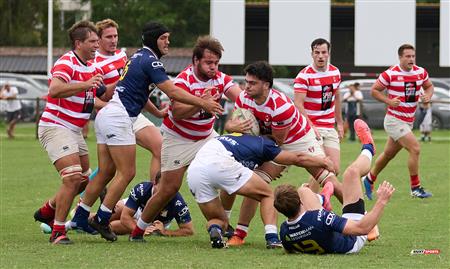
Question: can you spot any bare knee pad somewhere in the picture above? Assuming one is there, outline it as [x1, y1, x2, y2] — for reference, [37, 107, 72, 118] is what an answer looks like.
[59, 165, 82, 180]
[81, 168, 92, 181]
[254, 169, 274, 184]
[314, 169, 335, 186]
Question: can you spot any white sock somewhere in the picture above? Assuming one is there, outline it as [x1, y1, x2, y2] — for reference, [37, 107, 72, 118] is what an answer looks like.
[100, 203, 112, 213]
[54, 220, 65, 226]
[316, 194, 324, 205]
[137, 218, 151, 230]
[79, 202, 91, 212]
[361, 149, 373, 161]
[264, 224, 277, 235]
[224, 210, 232, 220]
[65, 221, 73, 230]
[236, 224, 249, 232]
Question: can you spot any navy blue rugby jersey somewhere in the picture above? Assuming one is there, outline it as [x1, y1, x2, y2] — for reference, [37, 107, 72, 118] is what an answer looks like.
[115, 47, 169, 117]
[125, 182, 191, 225]
[279, 209, 358, 254]
[216, 133, 282, 170]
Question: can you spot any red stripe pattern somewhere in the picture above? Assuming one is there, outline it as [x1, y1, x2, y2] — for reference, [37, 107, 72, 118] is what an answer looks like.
[161, 65, 235, 140]
[377, 64, 429, 123]
[235, 89, 310, 144]
[92, 49, 127, 85]
[40, 51, 99, 131]
[293, 64, 341, 128]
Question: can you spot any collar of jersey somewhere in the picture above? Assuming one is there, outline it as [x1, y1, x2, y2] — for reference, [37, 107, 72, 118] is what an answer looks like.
[142, 46, 160, 60]
[286, 211, 306, 224]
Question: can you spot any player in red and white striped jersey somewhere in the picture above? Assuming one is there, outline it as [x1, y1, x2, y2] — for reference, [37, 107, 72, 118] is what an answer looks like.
[161, 65, 235, 140]
[363, 44, 434, 199]
[294, 38, 344, 177]
[34, 21, 110, 244]
[225, 61, 343, 247]
[131, 36, 241, 240]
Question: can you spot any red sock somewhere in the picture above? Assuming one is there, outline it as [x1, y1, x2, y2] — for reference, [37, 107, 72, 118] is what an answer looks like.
[410, 175, 420, 188]
[368, 172, 377, 184]
[131, 226, 145, 237]
[234, 228, 248, 239]
[40, 201, 56, 219]
[51, 224, 65, 237]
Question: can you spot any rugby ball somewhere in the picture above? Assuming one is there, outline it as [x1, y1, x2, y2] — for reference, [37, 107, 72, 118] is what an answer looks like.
[40, 223, 52, 234]
[231, 108, 260, 136]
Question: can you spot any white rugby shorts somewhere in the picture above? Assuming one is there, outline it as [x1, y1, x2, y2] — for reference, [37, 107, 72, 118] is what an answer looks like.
[187, 139, 253, 203]
[95, 102, 136, 145]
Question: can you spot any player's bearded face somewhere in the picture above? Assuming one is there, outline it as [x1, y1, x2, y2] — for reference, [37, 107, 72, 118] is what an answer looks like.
[311, 44, 329, 69]
[195, 50, 220, 80]
[157, 33, 170, 56]
[100, 27, 118, 54]
[399, 49, 416, 71]
[244, 74, 267, 98]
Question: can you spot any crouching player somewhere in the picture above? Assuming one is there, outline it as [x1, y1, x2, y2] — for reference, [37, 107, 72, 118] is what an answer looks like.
[274, 119, 394, 254]
[186, 132, 334, 249]
[109, 172, 194, 237]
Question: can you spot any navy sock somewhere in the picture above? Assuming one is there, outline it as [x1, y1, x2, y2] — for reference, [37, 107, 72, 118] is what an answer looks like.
[362, 143, 374, 156]
[265, 232, 279, 241]
[96, 208, 112, 225]
[73, 206, 89, 223]
[208, 224, 222, 234]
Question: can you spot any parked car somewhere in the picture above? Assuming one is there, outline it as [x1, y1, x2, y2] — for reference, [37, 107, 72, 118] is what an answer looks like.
[28, 74, 49, 92]
[0, 80, 47, 122]
[0, 72, 47, 94]
[340, 79, 450, 129]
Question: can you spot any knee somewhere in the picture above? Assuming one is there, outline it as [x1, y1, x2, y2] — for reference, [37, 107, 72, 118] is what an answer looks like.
[60, 166, 83, 192]
[383, 150, 397, 160]
[115, 167, 135, 183]
[408, 145, 420, 156]
[343, 166, 358, 183]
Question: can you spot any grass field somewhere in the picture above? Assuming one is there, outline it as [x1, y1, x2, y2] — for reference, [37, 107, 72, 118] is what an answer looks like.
[0, 123, 449, 269]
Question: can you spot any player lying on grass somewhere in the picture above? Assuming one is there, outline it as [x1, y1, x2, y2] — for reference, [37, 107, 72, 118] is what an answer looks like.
[186, 132, 335, 249]
[108, 172, 194, 237]
[274, 119, 393, 254]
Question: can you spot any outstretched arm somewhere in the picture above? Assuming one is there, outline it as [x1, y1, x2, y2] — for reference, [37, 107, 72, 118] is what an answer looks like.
[157, 80, 223, 116]
[342, 181, 395, 235]
[119, 206, 138, 233]
[147, 220, 194, 237]
[273, 151, 334, 172]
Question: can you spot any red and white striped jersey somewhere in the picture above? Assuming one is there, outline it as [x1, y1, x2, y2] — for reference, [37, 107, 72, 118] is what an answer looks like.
[161, 65, 235, 140]
[294, 64, 341, 128]
[93, 49, 127, 85]
[377, 64, 429, 123]
[235, 89, 311, 144]
[39, 51, 99, 132]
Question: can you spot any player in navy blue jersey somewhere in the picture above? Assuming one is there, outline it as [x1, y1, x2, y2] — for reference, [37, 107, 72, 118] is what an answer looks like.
[186, 133, 335, 249]
[109, 172, 193, 237]
[274, 119, 395, 254]
[71, 21, 223, 242]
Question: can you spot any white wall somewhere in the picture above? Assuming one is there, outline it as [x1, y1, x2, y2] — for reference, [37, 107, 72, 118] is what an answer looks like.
[210, 0, 245, 64]
[355, 0, 416, 66]
[269, 0, 330, 66]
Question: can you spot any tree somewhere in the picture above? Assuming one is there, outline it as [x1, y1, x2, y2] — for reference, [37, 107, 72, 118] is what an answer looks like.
[90, 0, 210, 47]
[0, 0, 210, 48]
